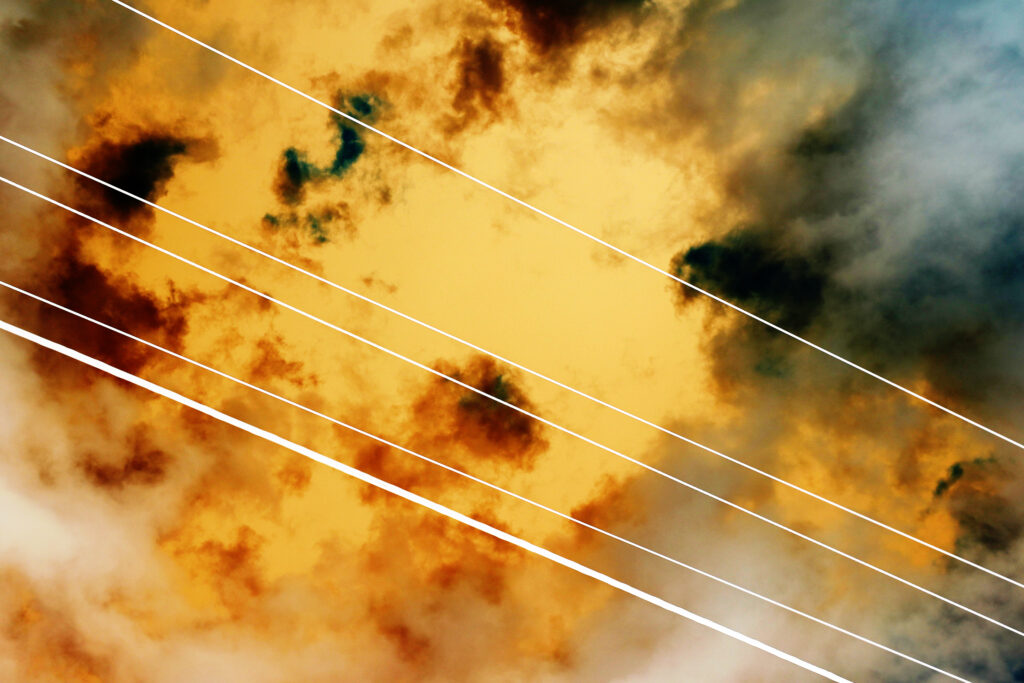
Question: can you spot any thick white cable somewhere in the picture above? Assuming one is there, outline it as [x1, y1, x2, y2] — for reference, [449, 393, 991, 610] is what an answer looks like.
[2, 134, 1019, 594]
[105, 0, 1024, 457]
[0, 315, 850, 683]
[0, 283, 970, 683]
[1, 173, 1019, 641]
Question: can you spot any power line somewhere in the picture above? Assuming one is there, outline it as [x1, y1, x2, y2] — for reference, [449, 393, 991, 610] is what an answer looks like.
[0, 287, 969, 682]
[103, 0, 1024, 456]
[0, 315, 852, 682]
[1, 173, 1019, 642]
[2, 132, 1019, 593]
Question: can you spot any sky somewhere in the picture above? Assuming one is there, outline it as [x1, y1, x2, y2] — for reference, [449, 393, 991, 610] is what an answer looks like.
[1, 0, 1023, 680]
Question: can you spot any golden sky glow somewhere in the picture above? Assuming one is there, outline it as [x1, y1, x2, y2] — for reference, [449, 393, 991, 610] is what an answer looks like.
[1, 0, 1023, 680]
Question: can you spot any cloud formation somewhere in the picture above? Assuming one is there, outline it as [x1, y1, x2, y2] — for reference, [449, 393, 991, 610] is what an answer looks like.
[2, 0, 1023, 680]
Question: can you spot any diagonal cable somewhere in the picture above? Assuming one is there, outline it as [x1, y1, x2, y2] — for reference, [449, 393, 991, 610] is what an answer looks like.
[103, 0, 1024, 456]
[0, 173, 1019, 640]
[2, 132, 1019, 593]
[0, 315, 852, 682]
[0, 282, 971, 682]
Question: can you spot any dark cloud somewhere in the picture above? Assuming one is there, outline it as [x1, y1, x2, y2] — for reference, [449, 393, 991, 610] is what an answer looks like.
[273, 148, 318, 206]
[74, 129, 218, 229]
[372, 611, 433, 665]
[669, 1, 1024, 414]
[329, 121, 364, 176]
[930, 457, 1024, 556]
[79, 428, 172, 490]
[949, 491, 1024, 555]
[194, 525, 266, 600]
[79, 136, 185, 215]
[416, 356, 547, 468]
[487, 0, 648, 53]
[570, 476, 640, 531]
[272, 92, 380, 206]
[32, 243, 197, 375]
[447, 36, 506, 132]
[248, 334, 313, 386]
[353, 442, 453, 504]
[353, 357, 547, 506]
[671, 228, 831, 332]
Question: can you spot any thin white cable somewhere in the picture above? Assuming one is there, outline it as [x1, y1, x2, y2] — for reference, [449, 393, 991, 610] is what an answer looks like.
[0, 315, 850, 683]
[1, 173, 1019, 641]
[105, 0, 1024, 457]
[0, 283, 970, 683]
[2, 134, 1019, 594]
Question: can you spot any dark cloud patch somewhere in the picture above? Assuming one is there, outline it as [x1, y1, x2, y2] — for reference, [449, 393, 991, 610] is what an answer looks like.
[328, 93, 380, 176]
[79, 435, 171, 490]
[949, 491, 1024, 556]
[487, 0, 647, 53]
[353, 443, 453, 505]
[248, 334, 311, 386]
[29, 243, 197, 376]
[74, 130, 217, 228]
[568, 475, 643, 548]
[273, 147, 318, 205]
[197, 526, 265, 598]
[80, 136, 185, 213]
[448, 36, 506, 132]
[269, 92, 379, 240]
[373, 612, 433, 665]
[272, 116, 368, 205]
[671, 228, 831, 332]
[668, 2, 1024, 414]
[929, 457, 1024, 556]
[423, 356, 547, 467]
[353, 358, 547, 507]
[330, 122, 364, 176]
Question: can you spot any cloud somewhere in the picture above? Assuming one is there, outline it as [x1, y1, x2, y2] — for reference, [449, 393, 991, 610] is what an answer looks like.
[485, 0, 648, 53]
[447, 36, 507, 132]
[5, 0, 1024, 679]
[668, 0, 1024, 414]
[272, 92, 379, 206]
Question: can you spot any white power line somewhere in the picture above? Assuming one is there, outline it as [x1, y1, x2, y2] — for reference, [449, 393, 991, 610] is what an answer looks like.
[0, 315, 851, 682]
[2, 133, 1019, 593]
[103, 0, 1024, 458]
[0, 173, 1019, 643]
[0, 288, 969, 682]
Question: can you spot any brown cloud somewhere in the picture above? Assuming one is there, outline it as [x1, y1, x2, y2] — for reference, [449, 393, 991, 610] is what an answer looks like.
[485, 0, 647, 53]
[412, 356, 547, 469]
[70, 125, 218, 234]
[447, 36, 507, 132]
[570, 475, 642, 534]
[248, 334, 312, 388]
[78, 426, 172, 491]
[27, 240, 199, 376]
